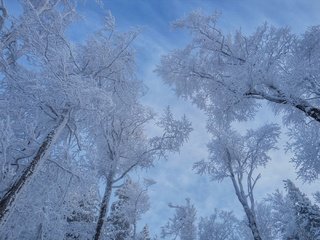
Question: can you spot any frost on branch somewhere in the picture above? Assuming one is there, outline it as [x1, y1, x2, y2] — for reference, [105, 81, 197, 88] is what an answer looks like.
[161, 198, 197, 240]
[284, 180, 320, 239]
[198, 209, 241, 240]
[157, 10, 320, 181]
[105, 10, 115, 31]
[150, 107, 192, 158]
[193, 124, 279, 240]
[194, 123, 280, 181]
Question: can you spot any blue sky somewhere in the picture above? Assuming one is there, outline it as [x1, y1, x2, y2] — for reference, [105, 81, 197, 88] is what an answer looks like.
[6, 0, 320, 236]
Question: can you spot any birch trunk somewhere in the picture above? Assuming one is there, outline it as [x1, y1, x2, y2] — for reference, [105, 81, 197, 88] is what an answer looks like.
[0, 108, 70, 225]
[94, 175, 113, 240]
[241, 200, 262, 240]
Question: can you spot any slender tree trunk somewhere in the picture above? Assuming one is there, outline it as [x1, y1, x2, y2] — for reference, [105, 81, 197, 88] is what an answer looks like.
[94, 174, 113, 240]
[241, 201, 262, 240]
[0, 108, 70, 225]
[230, 175, 262, 240]
[226, 150, 262, 240]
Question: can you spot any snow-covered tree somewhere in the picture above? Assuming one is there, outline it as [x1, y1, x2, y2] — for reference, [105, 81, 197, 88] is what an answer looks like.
[0, 0, 191, 237]
[284, 179, 320, 239]
[93, 104, 192, 240]
[64, 186, 100, 240]
[105, 179, 153, 240]
[156, 10, 320, 181]
[239, 201, 278, 240]
[106, 182, 133, 240]
[0, 0, 78, 224]
[105, 179, 152, 240]
[198, 209, 241, 240]
[266, 189, 297, 239]
[314, 192, 320, 205]
[137, 225, 152, 240]
[266, 181, 320, 239]
[161, 198, 197, 240]
[254, 202, 277, 240]
[194, 124, 280, 240]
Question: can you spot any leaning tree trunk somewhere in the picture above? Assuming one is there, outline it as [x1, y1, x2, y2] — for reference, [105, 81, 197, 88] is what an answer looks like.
[94, 174, 114, 240]
[241, 200, 262, 240]
[0, 108, 70, 226]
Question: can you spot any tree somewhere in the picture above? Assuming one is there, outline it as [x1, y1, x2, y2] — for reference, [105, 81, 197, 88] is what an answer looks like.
[64, 185, 100, 240]
[239, 201, 278, 240]
[127, 179, 155, 240]
[0, 0, 191, 237]
[0, 0, 77, 224]
[161, 198, 197, 240]
[198, 209, 241, 240]
[93, 105, 192, 240]
[266, 180, 320, 239]
[105, 179, 153, 240]
[137, 225, 152, 240]
[0, 0, 159, 237]
[254, 202, 277, 240]
[194, 124, 280, 240]
[106, 181, 133, 240]
[156, 10, 320, 181]
[284, 179, 320, 239]
[266, 189, 297, 239]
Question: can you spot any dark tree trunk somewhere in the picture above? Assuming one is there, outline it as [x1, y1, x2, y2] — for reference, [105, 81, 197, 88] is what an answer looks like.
[0, 109, 70, 225]
[246, 89, 320, 124]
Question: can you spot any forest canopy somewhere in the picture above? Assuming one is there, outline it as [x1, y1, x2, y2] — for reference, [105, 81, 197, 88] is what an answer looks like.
[0, 1, 320, 240]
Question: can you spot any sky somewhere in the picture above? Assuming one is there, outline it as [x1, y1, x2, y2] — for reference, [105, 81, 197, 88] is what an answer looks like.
[6, 0, 320, 237]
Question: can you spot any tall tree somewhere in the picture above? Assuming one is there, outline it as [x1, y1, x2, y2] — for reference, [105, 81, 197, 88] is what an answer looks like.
[93, 105, 192, 240]
[284, 180, 320, 239]
[266, 190, 297, 239]
[161, 198, 197, 240]
[0, 0, 78, 226]
[137, 225, 152, 240]
[106, 181, 133, 240]
[194, 124, 280, 240]
[105, 179, 152, 240]
[156, 10, 320, 181]
[198, 209, 241, 240]
[239, 201, 278, 240]
[0, 1, 155, 237]
[266, 181, 320, 239]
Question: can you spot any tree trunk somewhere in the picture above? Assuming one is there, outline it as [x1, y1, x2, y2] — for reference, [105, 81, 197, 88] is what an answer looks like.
[227, 150, 262, 240]
[241, 202, 262, 240]
[230, 178, 262, 240]
[246, 89, 320, 124]
[93, 175, 113, 240]
[0, 108, 70, 225]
